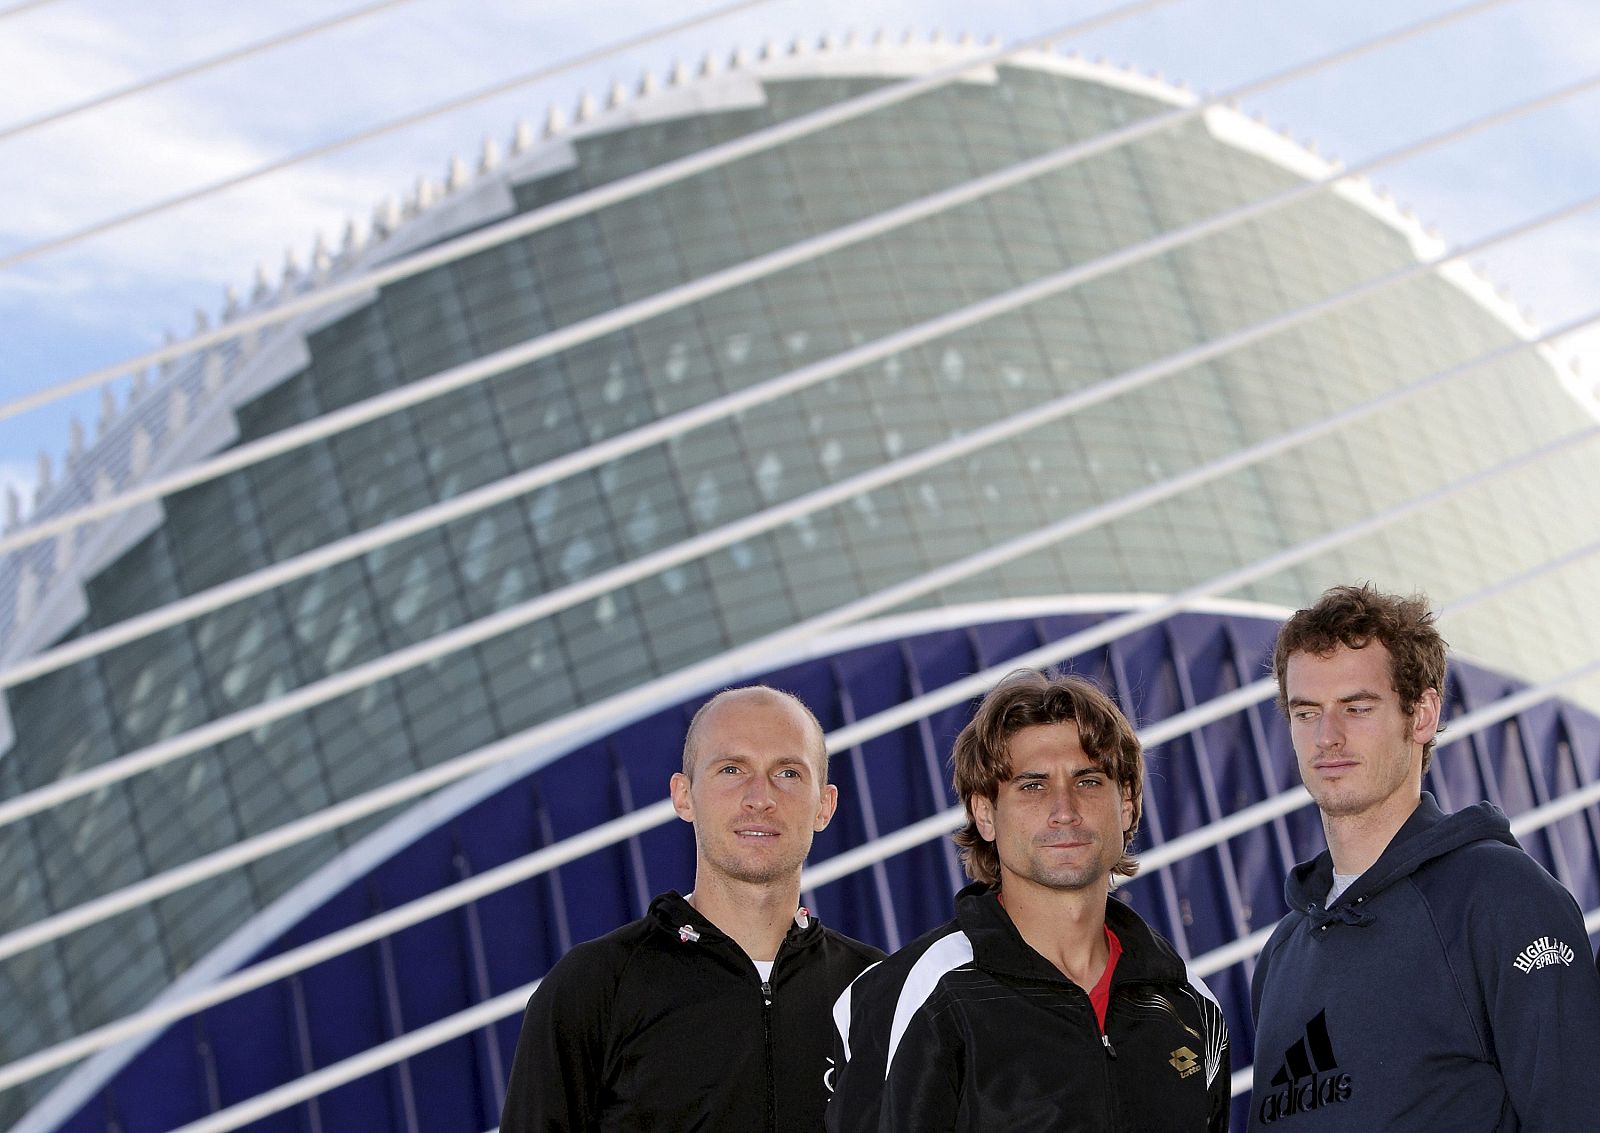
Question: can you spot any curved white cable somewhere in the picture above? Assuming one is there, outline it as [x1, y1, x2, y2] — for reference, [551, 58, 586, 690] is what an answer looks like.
[0, 0, 801, 273]
[0, 0, 424, 143]
[0, 0, 1505, 426]
[8, 86, 1597, 684]
[3, 217, 1594, 836]
[3, 416, 1596, 1093]
[6, 64, 1596, 687]
[0, 0, 1179, 420]
[0, 3, 1374, 550]
[0, 0, 60, 19]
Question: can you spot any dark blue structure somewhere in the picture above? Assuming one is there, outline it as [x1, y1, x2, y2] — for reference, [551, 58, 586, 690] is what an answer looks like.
[40, 604, 1600, 1132]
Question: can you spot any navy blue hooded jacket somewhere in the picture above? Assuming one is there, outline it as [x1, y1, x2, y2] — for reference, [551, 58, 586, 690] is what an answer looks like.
[1248, 793, 1600, 1131]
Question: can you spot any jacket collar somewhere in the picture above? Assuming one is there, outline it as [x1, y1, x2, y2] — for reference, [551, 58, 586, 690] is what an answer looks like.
[646, 889, 825, 950]
[953, 880, 1186, 986]
[1284, 792, 1518, 923]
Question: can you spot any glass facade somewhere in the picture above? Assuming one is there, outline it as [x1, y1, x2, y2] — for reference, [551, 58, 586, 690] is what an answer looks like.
[3, 44, 1599, 1125]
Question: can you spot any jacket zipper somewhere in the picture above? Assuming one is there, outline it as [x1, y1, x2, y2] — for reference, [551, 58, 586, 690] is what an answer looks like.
[763, 935, 790, 1133]
[1098, 988, 1121, 1128]
[761, 977, 776, 1133]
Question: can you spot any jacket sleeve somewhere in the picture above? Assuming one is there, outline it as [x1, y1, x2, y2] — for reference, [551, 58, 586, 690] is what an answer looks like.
[498, 947, 615, 1133]
[1468, 854, 1600, 1130]
[825, 967, 885, 1133]
[826, 962, 960, 1133]
[1249, 919, 1292, 1024]
[1186, 974, 1232, 1133]
[1208, 1006, 1232, 1133]
[878, 1003, 962, 1132]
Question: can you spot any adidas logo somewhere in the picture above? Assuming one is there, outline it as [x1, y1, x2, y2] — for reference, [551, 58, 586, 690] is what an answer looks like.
[1512, 935, 1575, 973]
[1257, 1009, 1354, 1124]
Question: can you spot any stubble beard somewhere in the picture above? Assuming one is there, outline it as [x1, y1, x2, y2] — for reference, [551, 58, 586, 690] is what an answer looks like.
[704, 832, 810, 887]
[1306, 723, 1418, 820]
[1018, 836, 1118, 893]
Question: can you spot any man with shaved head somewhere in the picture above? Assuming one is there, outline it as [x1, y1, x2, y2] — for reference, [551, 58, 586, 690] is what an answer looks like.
[500, 685, 881, 1132]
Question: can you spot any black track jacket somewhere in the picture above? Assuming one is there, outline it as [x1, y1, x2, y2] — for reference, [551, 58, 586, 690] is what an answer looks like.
[828, 883, 1230, 1132]
[499, 890, 882, 1132]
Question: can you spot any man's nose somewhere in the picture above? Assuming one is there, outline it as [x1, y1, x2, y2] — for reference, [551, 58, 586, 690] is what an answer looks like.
[1315, 713, 1344, 749]
[1048, 788, 1081, 826]
[743, 775, 775, 809]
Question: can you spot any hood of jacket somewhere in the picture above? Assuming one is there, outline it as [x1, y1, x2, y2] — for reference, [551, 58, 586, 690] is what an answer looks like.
[1284, 792, 1519, 930]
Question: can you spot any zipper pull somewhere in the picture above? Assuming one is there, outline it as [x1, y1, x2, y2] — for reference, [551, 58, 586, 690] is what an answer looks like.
[1101, 1033, 1117, 1059]
[761, 980, 772, 1007]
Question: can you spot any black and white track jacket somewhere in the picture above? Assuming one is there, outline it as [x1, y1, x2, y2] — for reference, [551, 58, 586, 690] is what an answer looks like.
[499, 890, 881, 1132]
[827, 882, 1230, 1132]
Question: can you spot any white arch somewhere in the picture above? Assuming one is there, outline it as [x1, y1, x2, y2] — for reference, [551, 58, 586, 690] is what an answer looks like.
[6, 67, 1597, 685]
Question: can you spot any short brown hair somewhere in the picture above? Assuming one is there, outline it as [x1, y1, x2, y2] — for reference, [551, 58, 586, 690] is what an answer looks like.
[1272, 583, 1448, 770]
[681, 685, 828, 779]
[951, 669, 1144, 887]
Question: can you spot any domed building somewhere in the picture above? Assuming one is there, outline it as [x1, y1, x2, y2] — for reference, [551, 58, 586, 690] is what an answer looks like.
[2, 33, 1598, 1132]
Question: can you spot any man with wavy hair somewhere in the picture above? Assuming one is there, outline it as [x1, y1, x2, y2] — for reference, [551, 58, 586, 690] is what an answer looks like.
[828, 669, 1230, 1132]
[1249, 583, 1600, 1131]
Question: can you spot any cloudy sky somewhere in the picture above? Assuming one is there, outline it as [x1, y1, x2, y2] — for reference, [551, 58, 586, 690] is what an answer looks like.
[1, 0, 1598, 514]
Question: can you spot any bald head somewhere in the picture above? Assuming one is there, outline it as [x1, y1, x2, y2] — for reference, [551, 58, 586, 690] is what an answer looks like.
[681, 686, 829, 782]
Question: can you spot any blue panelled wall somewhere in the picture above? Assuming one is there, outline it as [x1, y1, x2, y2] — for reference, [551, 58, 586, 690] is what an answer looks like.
[47, 605, 1600, 1133]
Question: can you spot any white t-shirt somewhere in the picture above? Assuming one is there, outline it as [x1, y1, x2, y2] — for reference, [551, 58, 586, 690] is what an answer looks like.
[752, 959, 774, 982]
[1326, 871, 1361, 905]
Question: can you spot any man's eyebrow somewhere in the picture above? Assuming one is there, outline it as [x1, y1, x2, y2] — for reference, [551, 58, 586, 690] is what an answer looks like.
[1287, 690, 1384, 707]
[1008, 766, 1104, 782]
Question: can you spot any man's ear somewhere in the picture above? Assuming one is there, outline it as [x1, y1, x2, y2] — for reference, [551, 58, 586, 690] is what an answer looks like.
[669, 771, 694, 823]
[971, 794, 997, 843]
[1411, 687, 1442, 747]
[1121, 782, 1134, 834]
[813, 783, 839, 832]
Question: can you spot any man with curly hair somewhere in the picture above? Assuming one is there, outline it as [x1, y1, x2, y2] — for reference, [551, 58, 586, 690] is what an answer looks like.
[828, 668, 1230, 1132]
[1249, 583, 1600, 1131]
